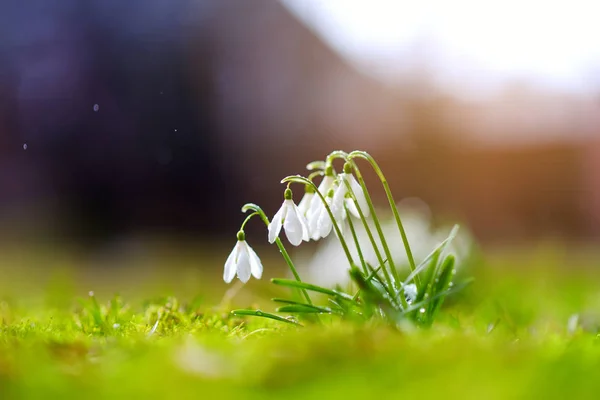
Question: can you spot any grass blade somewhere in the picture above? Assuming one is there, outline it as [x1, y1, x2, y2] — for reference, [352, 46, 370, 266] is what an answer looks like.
[231, 309, 303, 326]
[404, 225, 460, 286]
[276, 305, 333, 314]
[271, 278, 355, 301]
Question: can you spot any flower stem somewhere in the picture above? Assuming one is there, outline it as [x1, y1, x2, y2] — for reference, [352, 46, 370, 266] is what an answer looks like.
[344, 204, 368, 276]
[241, 203, 313, 305]
[348, 151, 419, 287]
[342, 178, 394, 295]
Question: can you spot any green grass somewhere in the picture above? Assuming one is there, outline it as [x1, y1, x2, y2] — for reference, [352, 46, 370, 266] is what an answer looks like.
[1, 243, 600, 399]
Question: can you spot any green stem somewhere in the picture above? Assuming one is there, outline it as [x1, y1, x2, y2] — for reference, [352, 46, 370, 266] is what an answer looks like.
[241, 203, 313, 305]
[240, 212, 259, 231]
[348, 151, 419, 287]
[345, 161, 400, 287]
[344, 204, 368, 276]
[342, 178, 394, 296]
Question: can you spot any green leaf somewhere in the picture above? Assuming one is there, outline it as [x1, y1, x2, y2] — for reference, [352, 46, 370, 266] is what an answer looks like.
[404, 225, 459, 286]
[400, 278, 474, 317]
[271, 278, 355, 302]
[428, 254, 457, 319]
[230, 309, 302, 326]
[276, 305, 333, 314]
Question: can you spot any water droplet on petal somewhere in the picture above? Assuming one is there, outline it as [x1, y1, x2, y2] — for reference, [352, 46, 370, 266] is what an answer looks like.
[93, 104, 99, 112]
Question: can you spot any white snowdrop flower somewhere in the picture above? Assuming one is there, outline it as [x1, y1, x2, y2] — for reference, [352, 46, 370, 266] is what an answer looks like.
[297, 185, 315, 217]
[268, 188, 310, 246]
[307, 168, 335, 222]
[331, 163, 369, 220]
[223, 231, 263, 283]
[310, 189, 335, 240]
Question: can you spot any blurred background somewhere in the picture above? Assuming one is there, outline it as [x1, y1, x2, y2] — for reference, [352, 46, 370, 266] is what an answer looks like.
[1, 0, 599, 284]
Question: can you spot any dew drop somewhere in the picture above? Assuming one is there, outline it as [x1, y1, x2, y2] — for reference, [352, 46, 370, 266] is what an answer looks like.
[93, 104, 99, 112]
[255, 310, 262, 316]
[174, 128, 177, 132]
[88, 291, 94, 297]
[23, 143, 27, 150]
[448, 282, 454, 288]
[113, 323, 121, 329]
[419, 308, 426, 314]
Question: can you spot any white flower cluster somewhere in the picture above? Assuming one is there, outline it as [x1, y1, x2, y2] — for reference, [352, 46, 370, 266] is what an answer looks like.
[224, 164, 370, 284]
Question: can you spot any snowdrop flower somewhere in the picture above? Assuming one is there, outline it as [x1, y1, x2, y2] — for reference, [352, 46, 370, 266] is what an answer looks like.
[223, 231, 263, 283]
[331, 162, 369, 219]
[307, 167, 335, 239]
[268, 188, 310, 246]
[297, 184, 315, 217]
[309, 188, 335, 240]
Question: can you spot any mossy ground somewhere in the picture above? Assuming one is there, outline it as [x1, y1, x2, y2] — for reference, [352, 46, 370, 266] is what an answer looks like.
[1, 242, 599, 399]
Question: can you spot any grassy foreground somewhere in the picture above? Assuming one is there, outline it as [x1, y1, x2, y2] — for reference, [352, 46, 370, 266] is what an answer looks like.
[1, 244, 600, 399]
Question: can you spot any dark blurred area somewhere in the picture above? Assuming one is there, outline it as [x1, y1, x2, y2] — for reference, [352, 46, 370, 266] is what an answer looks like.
[1, 0, 599, 247]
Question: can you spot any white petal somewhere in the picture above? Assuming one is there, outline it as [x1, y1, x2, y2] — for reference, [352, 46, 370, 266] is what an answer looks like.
[317, 206, 333, 238]
[297, 192, 314, 216]
[308, 206, 322, 240]
[246, 242, 263, 279]
[309, 176, 334, 216]
[346, 197, 360, 219]
[283, 200, 304, 246]
[223, 242, 238, 283]
[331, 177, 347, 218]
[317, 175, 335, 195]
[298, 208, 310, 242]
[236, 243, 251, 283]
[268, 202, 286, 243]
[349, 175, 370, 217]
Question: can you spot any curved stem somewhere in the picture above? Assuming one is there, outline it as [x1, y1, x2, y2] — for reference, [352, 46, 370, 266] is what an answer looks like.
[348, 151, 419, 287]
[241, 203, 313, 305]
[308, 170, 324, 181]
[344, 160, 401, 287]
[240, 212, 259, 231]
[325, 150, 349, 169]
[344, 204, 367, 275]
[342, 178, 395, 296]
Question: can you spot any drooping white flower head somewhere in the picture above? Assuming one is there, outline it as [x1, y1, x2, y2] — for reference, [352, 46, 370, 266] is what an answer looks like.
[331, 162, 370, 220]
[309, 188, 335, 240]
[223, 231, 263, 283]
[297, 184, 315, 217]
[268, 188, 310, 246]
[307, 167, 336, 240]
